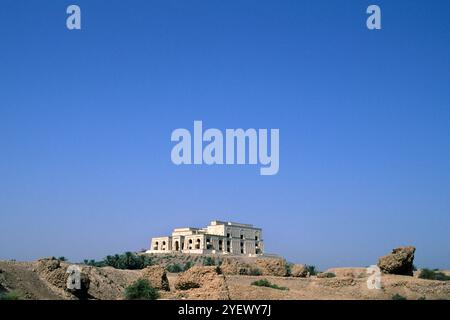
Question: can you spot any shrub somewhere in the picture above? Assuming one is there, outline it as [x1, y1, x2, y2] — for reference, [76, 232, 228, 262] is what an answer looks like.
[0, 291, 20, 300]
[392, 293, 407, 300]
[285, 263, 292, 276]
[238, 268, 248, 275]
[252, 278, 271, 287]
[58, 257, 67, 262]
[124, 279, 159, 300]
[305, 265, 317, 276]
[215, 266, 222, 274]
[166, 263, 183, 273]
[251, 279, 288, 291]
[418, 268, 450, 281]
[183, 261, 193, 271]
[203, 257, 216, 266]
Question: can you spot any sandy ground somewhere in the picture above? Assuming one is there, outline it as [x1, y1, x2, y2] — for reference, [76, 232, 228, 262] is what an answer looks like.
[166, 269, 449, 300]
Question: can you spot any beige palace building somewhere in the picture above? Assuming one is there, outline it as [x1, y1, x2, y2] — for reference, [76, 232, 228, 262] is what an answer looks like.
[147, 220, 264, 256]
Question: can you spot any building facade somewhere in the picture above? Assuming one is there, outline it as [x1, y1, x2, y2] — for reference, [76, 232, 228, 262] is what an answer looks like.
[147, 220, 264, 256]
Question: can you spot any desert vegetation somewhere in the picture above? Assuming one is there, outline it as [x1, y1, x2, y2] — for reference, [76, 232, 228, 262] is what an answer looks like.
[251, 279, 288, 291]
[305, 265, 318, 276]
[166, 263, 183, 273]
[0, 290, 21, 300]
[391, 293, 407, 300]
[124, 279, 159, 300]
[418, 268, 450, 281]
[83, 252, 153, 270]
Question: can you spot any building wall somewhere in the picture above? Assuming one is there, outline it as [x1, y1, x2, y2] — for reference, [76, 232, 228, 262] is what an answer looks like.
[150, 236, 171, 252]
[205, 224, 225, 236]
[184, 234, 205, 250]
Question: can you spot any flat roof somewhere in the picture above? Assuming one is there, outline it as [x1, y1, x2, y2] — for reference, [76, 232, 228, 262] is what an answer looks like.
[173, 227, 199, 231]
[209, 220, 259, 228]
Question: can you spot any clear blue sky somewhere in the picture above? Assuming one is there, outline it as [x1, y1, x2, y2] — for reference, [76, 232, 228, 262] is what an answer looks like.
[0, 0, 449, 270]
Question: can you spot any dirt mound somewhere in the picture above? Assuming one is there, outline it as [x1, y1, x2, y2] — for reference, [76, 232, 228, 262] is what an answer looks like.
[220, 257, 287, 277]
[35, 258, 90, 299]
[255, 258, 288, 277]
[291, 264, 308, 277]
[140, 266, 169, 291]
[33, 258, 141, 300]
[174, 266, 230, 299]
[83, 266, 140, 300]
[0, 260, 62, 299]
[378, 246, 415, 276]
[220, 258, 254, 275]
[35, 258, 68, 289]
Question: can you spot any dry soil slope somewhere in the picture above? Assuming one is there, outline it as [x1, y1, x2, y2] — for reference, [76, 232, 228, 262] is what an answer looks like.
[0, 261, 62, 300]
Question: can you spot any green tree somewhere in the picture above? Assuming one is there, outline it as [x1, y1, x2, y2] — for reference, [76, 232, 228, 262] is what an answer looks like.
[306, 265, 317, 276]
[203, 257, 215, 266]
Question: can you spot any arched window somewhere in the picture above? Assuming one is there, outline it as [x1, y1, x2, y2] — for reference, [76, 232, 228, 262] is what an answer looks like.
[195, 238, 201, 249]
